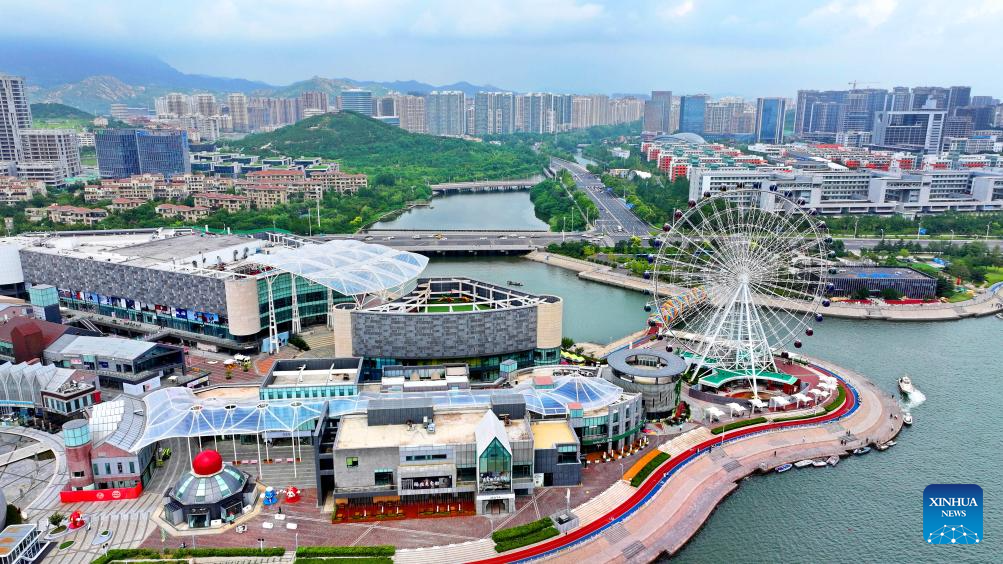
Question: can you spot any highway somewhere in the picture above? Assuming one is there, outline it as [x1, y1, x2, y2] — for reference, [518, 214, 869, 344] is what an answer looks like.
[550, 157, 653, 238]
[837, 237, 1003, 251]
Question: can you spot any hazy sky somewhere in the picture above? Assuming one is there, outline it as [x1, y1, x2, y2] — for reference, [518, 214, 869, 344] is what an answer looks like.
[7, 0, 1003, 97]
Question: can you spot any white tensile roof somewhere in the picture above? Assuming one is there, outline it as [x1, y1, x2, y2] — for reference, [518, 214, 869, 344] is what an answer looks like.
[255, 240, 428, 296]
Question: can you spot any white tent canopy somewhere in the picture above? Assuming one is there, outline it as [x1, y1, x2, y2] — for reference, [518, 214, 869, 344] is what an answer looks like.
[749, 398, 768, 410]
[808, 388, 826, 399]
[726, 402, 747, 416]
[706, 406, 725, 420]
[819, 381, 837, 391]
[792, 392, 812, 405]
[769, 396, 790, 408]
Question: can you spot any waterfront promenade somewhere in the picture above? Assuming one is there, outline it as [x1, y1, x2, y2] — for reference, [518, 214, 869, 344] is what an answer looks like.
[393, 355, 900, 563]
[526, 251, 1003, 322]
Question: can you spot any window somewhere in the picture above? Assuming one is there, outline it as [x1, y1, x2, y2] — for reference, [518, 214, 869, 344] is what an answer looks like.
[129, 462, 135, 473]
[374, 471, 393, 486]
[105, 463, 111, 475]
[117, 462, 124, 473]
[72, 471, 85, 478]
[346, 457, 359, 468]
[93, 464, 99, 475]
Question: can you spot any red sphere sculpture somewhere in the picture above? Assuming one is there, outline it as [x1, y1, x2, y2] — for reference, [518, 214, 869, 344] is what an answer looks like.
[192, 449, 224, 476]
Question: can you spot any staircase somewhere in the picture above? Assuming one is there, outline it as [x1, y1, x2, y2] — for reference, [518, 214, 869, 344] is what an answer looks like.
[573, 480, 635, 525]
[300, 329, 337, 351]
[659, 427, 713, 457]
[394, 539, 496, 564]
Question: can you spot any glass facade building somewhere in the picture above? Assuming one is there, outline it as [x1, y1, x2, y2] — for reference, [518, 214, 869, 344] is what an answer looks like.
[95, 129, 191, 179]
[755, 97, 786, 144]
[679, 95, 708, 135]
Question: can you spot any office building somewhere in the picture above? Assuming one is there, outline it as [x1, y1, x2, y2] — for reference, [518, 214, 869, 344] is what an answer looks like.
[954, 106, 996, 131]
[426, 91, 466, 136]
[947, 86, 972, 114]
[0, 75, 31, 163]
[340, 89, 373, 117]
[794, 90, 847, 141]
[841, 89, 887, 133]
[643, 90, 672, 133]
[474, 92, 515, 135]
[872, 110, 946, 153]
[678, 95, 709, 135]
[95, 129, 190, 179]
[755, 98, 787, 144]
[227, 93, 249, 132]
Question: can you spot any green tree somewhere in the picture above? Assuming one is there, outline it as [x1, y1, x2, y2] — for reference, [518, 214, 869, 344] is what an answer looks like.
[880, 287, 904, 300]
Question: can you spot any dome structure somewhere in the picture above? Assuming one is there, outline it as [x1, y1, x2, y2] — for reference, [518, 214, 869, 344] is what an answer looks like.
[164, 449, 255, 529]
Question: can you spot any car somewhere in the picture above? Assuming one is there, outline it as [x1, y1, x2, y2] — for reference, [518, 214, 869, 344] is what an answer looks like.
[412, 234, 420, 239]
[387, 236, 395, 240]
[498, 235, 507, 239]
[363, 236, 374, 241]
[479, 236, 488, 240]
[518, 236, 526, 239]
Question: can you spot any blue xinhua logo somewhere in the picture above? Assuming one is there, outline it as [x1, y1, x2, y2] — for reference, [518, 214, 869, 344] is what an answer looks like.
[923, 484, 983, 545]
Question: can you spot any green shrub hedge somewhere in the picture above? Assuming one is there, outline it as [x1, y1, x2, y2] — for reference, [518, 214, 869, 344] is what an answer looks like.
[292, 553, 393, 557]
[296, 546, 395, 557]
[494, 526, 560, 553]
[823, 385, 846, 414]
[491, 517, 554, 543]
[91, 548, 163, 564]
[710, 416, 767, 435]
[92, 547, 285, 564]
[629, 452, 670, 487]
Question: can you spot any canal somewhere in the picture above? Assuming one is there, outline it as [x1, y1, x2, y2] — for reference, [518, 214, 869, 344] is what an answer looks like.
[373, 191, 548, 231]
[392, 190, 1002, 560]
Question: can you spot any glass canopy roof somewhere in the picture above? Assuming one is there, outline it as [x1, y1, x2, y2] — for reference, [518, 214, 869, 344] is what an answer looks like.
[253, 240, 429, 296]
[131, 376, 628, 452]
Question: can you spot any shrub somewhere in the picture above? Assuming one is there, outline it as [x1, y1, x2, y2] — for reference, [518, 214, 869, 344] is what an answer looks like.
[5, 505, 22, 526]
[710, 417, 767, 435]
[48, 512, 65, 527]
[295, 558, 393, 564]
[91, 548, 163, 564]
[296, 546, 395, 557]
[491, 517, 554, 543]
[823, 385, 847, 414]
[629, 452, 670, 487]
[494, 527, 560, 552]
[172, 548, 285, 558]
[288, 334, 311, 351]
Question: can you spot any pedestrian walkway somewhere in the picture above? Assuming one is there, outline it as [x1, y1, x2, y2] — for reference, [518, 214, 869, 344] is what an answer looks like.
[395, 539, 496, 564]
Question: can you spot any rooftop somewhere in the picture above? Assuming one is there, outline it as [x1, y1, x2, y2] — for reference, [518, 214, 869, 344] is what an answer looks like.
[831, 266, 933, 280]
[46, 335, 158, 360]
[531, 421, 577, 449]
[367, 277, 557, 313]
[335, 409, 530, 450]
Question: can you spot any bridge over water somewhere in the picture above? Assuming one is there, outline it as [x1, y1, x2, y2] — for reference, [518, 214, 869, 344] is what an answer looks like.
[429, 177, 543, 195]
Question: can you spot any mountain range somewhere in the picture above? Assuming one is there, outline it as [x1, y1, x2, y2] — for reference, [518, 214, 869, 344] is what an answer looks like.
[0, 40, 507, 114]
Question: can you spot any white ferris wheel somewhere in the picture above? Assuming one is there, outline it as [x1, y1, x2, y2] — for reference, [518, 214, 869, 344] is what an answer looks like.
[648, 187, 833, 395]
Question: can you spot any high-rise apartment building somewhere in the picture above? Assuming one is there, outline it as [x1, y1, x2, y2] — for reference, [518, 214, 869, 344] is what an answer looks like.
[299, 91, 329, 115]
[678, 95, 709, 135]
[0, 75, 31, 163]
[374, 97, 397, 118]
[193, 94, 218, 117]
[165, 93, 190, 117]
[396, 95, 427, 134]
[95, 129, 190, 179]
[426, 91, 466, 136]
[552, 95, 574, 131]
[643, 90, 673, 133]
[794, 90, 848, 141]
[609, 97, 644, 126]
[227, 94, 249, 132]
[910, 86, 949, 110]
[340, 89, 373, 117]
[474, 92, 515, 135]
[754, 97, 786, 144]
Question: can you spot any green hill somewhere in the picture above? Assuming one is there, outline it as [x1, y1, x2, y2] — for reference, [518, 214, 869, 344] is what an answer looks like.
[229, 112, 546, 185]
[30, 102, 94, 120]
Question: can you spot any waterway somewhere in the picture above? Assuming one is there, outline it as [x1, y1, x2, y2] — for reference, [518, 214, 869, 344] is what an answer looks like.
[373, 191, 547, 231]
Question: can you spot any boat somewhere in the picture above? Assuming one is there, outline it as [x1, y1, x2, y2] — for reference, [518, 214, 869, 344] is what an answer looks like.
[794, 459, 814, 468]
[826, 455, 840, 466]
[507, 280, 524, 287]
[898, 375, 915, 395]
[812, 459, 828, 467]
[996, 312, 1003, 319]
[903, 412, 914, 426]
[876, 440, 896, 451]
[775, 463, 793, 473]
[852, 447, 872, 455]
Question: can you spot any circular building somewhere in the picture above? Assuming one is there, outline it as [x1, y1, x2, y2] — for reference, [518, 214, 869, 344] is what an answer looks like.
[163, 450, 256, 529]
[602, 348, 686, 418]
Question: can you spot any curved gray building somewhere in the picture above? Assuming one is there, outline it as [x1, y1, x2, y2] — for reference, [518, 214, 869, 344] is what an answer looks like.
[333, 278, 562, 384]
[602, 348, 686, 418]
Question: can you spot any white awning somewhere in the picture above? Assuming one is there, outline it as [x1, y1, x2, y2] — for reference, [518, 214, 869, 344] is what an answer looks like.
[749, 398, 768, 409]
[726, 402, 747, 415]
[792, 393, 811, 404]
[808, 389, 826, 399]
[706, 406, 725, 420]
[769, 396, 790, 407]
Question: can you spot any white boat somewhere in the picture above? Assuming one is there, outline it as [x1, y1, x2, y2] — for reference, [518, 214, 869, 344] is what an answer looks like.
[852, 447, 871, 455]
[812, 459, 828, 467]
[826, 455, 840, 466]
[903, 412, 913, 426]
[876, 440, 896, 451]
[775, 463, 793, 473]
[898, 375, 915, 395]
[996, 312, 1003, 320]
[794, 459, 814, 468]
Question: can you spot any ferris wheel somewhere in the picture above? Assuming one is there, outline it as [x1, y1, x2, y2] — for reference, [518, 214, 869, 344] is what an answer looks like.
[647, 187, 832, 395]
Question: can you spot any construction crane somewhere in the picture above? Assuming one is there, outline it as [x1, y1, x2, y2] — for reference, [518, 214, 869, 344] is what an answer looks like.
[848, 80, 879, 91]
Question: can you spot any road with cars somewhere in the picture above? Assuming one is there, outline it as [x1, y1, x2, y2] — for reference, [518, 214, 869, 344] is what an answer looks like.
[550, 157, 653, 238]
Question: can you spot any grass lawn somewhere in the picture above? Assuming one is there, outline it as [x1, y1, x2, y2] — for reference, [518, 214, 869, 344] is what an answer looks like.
[985, 267, 1003, 285]
[58, 540, 74, 550]
[947, 291, 974, 303]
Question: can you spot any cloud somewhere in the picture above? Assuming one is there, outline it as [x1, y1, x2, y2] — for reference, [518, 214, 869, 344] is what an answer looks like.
[658, 0, 694, 20]
[799, 0, 898, 29]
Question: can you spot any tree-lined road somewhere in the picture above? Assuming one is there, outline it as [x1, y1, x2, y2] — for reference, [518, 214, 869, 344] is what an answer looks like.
[550, 157, 653, 238]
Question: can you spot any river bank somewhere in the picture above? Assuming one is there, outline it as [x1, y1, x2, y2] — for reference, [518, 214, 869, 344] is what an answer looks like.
[525, 251, 1003, 322]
